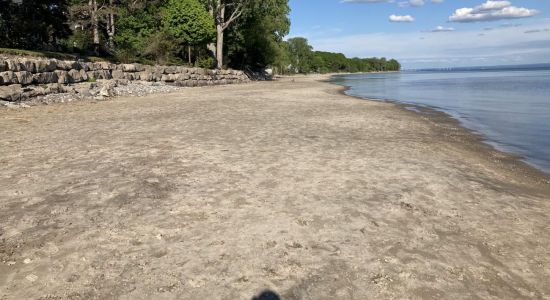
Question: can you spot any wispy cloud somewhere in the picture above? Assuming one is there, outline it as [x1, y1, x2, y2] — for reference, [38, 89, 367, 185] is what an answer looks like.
[389, 14, 415, 22]
[428, 26, 455, 32]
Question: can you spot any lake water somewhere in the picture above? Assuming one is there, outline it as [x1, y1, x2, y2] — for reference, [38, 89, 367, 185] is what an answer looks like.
[331, 67, 550, 173]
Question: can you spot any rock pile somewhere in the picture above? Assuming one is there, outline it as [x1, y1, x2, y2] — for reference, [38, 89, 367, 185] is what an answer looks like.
[0, 57, 250, 102]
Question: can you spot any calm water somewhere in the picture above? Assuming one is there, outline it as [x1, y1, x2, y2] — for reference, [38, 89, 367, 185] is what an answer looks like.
[331, 67, 550, 173]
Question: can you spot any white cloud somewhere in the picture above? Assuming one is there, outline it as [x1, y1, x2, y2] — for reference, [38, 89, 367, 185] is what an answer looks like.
[389, 14, 415, 22]
[431, 0, 443, 3]
[429, 26, 455, 32]
[449, 1, 538, 23]
[409, 0, 425, 7]
[398, 0, 424, 8]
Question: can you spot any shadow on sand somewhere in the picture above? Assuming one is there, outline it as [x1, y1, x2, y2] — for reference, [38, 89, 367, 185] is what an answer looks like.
[252, 290, 280, 300]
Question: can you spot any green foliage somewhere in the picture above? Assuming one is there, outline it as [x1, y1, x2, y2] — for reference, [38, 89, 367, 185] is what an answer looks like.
[196, 56, 215, 69]
[0, 0, 70, 50]
[143, 30, 176, 65]
[225, 0, 291, 70]
[113, 6, 160, 62]
[278, 37, 401, 74]
[66, 30, 92, 52]
[162, 0, 215, 46]
[287, 37, 313, 73]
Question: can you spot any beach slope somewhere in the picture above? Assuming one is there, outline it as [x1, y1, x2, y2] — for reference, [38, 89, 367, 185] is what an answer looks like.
[1, 76, 549, 299]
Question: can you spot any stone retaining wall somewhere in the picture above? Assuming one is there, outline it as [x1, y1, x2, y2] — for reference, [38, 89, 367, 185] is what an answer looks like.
[0, 57, 250, 102]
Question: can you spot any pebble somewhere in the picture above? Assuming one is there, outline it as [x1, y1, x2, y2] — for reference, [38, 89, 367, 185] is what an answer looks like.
[23, 258, 32, 264]
[25, 274, 38, 282]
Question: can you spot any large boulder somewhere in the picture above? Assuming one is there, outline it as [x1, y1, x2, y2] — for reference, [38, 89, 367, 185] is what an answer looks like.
[137, 71, 153, 81]
[86, 70, 112, 80]
[57, 60, 79, 71]
[79, 69, 88, 81]
[36, 59, 57, 72]
[0, 71, 18, 85]
[121, 64, 137, 72]
[79, 62, 93, 71]
[55, 70, 69, 84]
[32, 72, 58, 84]
[20, 60, 36, 73]
[68, 69, 84, 83]
[164, 66, 177, 74]
[0, 84, 23, 101]
[111, 70, 124, 79]
[15, 71, 33, 85]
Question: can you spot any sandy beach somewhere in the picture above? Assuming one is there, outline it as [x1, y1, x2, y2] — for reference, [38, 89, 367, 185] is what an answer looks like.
[1, 75, 549, 299]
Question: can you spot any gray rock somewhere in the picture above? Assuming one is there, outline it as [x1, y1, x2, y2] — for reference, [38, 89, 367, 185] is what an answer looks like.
[122, 64, 137, 72]
[134, 64, 146, 72]
[0, 60, 6, 72]
[20, 60, 36, 73]
[45, 83, 63, 94]
[79, 69, 88, 81]
[68, 69, 84, 83]
[0, 84, 22, 101]
[112, 70, 124, 79]
[164, 66, 177, 74]
[137, 71, 153, 81]
[0, 71, 18, 85]
[79, 62, 92, 71]
[36, 60, 57, 72]
[57, 60, 79, 71]
[55, 70, 69, 84]
[99, 62, 112, 70]
[32, 72, 58, 84]
[6, 60, 19, 71]
[16, 71, 34, 85]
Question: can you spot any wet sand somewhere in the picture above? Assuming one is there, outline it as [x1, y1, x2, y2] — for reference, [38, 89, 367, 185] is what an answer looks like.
[1, 75, 549, 299]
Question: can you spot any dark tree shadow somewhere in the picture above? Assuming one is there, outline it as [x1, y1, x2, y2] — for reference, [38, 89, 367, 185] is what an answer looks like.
[252, 290, 280, 300]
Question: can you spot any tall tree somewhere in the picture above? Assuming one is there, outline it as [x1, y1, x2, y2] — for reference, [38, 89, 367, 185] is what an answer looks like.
[203, 0, 248, 68]
[224, 0, 290, 70]
[287, 37, 312, 74]
[163, 0, 215, 64]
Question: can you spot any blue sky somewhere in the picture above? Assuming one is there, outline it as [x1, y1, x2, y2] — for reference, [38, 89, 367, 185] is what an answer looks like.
[288, 0, 550, 69]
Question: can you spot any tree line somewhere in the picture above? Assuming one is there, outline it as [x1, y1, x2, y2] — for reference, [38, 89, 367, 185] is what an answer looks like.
[276, 37, 400, 74]
[0, 0, 400, 72]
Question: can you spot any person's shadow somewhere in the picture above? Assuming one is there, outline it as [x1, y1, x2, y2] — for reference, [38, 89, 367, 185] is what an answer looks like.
[252, 290, 280, 300]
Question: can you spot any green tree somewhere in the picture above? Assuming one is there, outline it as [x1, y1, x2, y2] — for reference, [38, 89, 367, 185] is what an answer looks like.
[163, 0, 215, 64]
[0, 0, 70, 49]
[224, 0, 290, 70]
[287, 37, 312, 74]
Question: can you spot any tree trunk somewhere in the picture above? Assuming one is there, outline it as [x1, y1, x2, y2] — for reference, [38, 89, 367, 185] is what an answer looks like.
[90, 0, 99, 55]
[216, 26, 224, 69]
[188, 45, 192, 65]
[107, 0, 115, 48]
[215, 5, 225, 69]
[207, 3, 217, 56]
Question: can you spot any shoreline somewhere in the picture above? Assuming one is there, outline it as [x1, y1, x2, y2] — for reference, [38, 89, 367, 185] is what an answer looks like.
[1, 76, 550, 298]
[327, 76, 550, 188]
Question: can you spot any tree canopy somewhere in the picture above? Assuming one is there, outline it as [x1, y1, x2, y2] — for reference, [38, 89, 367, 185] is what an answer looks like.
[0, 0, 400, 72]
[274, 37, 401, 74]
